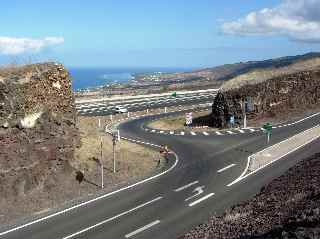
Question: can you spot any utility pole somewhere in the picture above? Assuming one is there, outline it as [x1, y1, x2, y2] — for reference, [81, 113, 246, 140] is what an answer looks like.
[100, 136, 104, 189]
[112, 134, 117, 173]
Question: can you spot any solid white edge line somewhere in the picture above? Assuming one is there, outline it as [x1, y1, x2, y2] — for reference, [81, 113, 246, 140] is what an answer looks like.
[217, 164, 236, 173]
[125, 220, 161, 238]
[227, 124, 320, 187]
[188, 193, 215, 207]
[63, 197, 163, 239]
[0, 141, 178, 237]
[174, 181, 199, 192]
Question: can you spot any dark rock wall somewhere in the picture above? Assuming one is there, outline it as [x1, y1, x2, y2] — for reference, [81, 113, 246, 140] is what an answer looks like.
[0, 63, 79, 199]
[193, 70, 320, 128]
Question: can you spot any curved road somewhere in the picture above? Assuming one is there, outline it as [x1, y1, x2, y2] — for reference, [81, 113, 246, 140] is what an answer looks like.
[1, 111, 320, 239]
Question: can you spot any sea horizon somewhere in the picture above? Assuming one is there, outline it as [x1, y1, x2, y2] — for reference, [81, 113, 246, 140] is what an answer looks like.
[69, 66, 196, 90]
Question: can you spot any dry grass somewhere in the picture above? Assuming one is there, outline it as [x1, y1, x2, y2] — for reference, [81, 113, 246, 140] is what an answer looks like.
[148, 111, 210, 131]
[222, 58, 320, 91]
[73, 116, 163, 188]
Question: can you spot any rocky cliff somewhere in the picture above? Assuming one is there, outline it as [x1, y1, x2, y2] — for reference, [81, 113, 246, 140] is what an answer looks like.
[0, 63, 79, 218]
[193, 69, 320, 128]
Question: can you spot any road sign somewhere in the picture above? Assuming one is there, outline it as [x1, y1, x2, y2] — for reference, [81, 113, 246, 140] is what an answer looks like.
[185, 112, 193, 126]
[262, 123, 272, 143]
[262, 123, 272, 133]
[171, 92, 177, 97]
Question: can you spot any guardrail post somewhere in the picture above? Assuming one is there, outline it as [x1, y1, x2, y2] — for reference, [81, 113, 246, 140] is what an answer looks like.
[110, 114, 113, 121]
[164, 107, 167, 113]
[127, 112, 130, 118]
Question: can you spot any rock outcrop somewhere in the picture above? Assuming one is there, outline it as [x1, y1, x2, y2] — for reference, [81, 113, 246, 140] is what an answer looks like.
[0, 63, 79, 203]
[193, 69, 320, 128]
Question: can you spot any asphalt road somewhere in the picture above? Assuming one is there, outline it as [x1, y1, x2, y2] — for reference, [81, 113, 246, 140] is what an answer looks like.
[76, 92, 217, 116]
[1, 110, 320, 239]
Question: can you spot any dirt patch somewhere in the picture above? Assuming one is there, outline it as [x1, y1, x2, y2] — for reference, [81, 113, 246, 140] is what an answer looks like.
[148, 111, 210, 131]
[0, 115, 163, 226]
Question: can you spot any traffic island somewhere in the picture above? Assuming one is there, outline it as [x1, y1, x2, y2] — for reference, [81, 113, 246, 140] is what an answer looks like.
[247, 125, 320, 175]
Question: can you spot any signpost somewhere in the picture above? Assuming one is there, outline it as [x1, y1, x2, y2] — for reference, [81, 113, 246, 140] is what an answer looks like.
[262, 123, 272, 143]
[171, 92, 177, 97]
[185, 112, 193, 126]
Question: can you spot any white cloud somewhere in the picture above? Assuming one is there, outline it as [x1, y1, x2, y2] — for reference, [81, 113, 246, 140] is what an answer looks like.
[0, 36, 64, 55]
[222, 0, 320, 43]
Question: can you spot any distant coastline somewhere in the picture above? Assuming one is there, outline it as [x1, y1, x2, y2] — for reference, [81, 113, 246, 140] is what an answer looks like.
[70, 67, 194, 91]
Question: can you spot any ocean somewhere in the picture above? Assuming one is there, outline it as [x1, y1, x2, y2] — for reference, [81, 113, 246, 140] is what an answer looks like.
[69, 67, 193, 90]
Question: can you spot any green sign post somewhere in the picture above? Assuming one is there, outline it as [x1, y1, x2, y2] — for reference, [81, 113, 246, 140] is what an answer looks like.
[171, 92, 177, 97]
[262, 122, 272, 143]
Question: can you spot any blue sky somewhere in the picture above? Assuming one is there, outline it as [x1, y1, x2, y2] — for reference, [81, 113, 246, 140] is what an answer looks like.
[1, 0, 320, 68]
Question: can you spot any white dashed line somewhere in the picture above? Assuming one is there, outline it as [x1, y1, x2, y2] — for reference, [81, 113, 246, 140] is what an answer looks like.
[125, 220, 160, 238]
[180, 132, 185, 135]
[151, 130, 156, 133]
[227, 131, 235, 134]
[188, 193, 215, 207]
[63, 197, 163, 239]
[159, 131, 164, 134]
[190, 132, 196, 136]
[217, 164, 236, 173]
[203, 132, 209, 136]
[174, 181, 199, 192]
[238, 129, 245, 133]
[170, 131, 174, 135]
[215, 131, 223, 135]
[249, 128, 256, 132]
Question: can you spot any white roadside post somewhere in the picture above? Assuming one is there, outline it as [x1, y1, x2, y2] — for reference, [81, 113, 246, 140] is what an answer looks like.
[100, 136, 104, 189]
[146, 108, 149, 114]
[127, 112, 130, 118]
[110, 114, 113, 122]
[98, 118, 101, 128]
[165, 107, 167, 113]
[243, 99, 247, 129]
[112, 134, 117, 173]
[117, 129, 120, 141]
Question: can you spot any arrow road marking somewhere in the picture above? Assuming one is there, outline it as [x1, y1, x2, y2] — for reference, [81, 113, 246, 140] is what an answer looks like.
[188, 193, 215, 207]
[174, 181, 199, 192]
[185, 186, 205, 201]
[125, 220, 160, 238]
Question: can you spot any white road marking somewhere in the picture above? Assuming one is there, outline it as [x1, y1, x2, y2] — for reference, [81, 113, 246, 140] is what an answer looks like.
[227, 131, 235, 134]
[217, 164, 236, 173]
[170, 131, 174, 135]
[203, 132, 209, 136]
[174, 181, 199, 192]
[249, 128, 255, 132]
[190, 132, 196, 135]
[215, 131, 223, 135]
[180, 131, 185, 135]
[227, 124, 320, 187]
[185, 186, 205, 201]
[238, 129, 245, 133]
[151, 129, 156, 133]
[188, 193, 215, 207]
[159, 131, 164, 134]
[125, 220, 160, 238]
[62, 197, 163, 239]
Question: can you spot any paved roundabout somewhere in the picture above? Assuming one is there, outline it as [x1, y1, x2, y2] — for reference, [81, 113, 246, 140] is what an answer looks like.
[2, 109, 320, 239]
